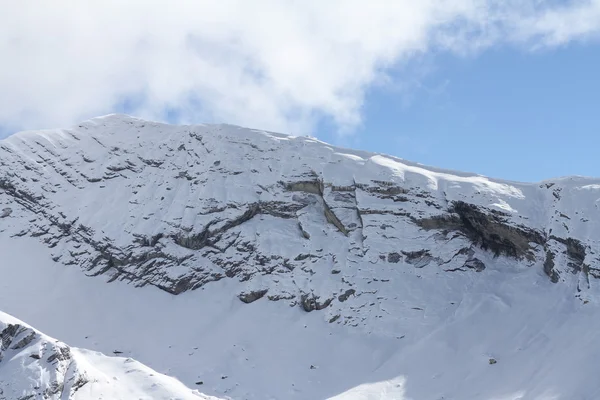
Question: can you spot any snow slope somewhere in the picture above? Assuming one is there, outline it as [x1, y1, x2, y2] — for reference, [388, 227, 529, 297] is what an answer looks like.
[1, 114, 600, 399]
[0, 310, 220, 400]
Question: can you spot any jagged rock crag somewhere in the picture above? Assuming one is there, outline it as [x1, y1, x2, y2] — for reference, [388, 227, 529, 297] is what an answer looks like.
[0, 318, 88, 399]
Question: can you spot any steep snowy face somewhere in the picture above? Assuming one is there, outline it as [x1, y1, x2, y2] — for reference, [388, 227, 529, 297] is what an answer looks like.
[1, 114, 600, 399]
[0, 114, 599, 334]
[0, 311, 219, 400]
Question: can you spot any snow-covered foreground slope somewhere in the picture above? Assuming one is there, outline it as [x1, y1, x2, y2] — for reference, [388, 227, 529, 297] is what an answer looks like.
[0, 309, 220, 400]
[4, 236, 600, 400]
[1, 115, 600, 399]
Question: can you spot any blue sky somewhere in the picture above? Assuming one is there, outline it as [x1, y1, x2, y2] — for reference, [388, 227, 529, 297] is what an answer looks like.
[322, 43, 600, 182]
[2, 2, 600, 183]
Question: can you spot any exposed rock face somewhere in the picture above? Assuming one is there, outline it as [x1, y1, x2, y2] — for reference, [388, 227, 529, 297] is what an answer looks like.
[417, 201, 545, 260]
[1, 115, 599, 330]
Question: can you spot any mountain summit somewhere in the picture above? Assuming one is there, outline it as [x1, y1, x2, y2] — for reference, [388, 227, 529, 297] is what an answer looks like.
[1, 115, 599, 399]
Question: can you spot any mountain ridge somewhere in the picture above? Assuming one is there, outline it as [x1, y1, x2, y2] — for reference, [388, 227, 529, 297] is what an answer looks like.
[6, 113, 598, 185]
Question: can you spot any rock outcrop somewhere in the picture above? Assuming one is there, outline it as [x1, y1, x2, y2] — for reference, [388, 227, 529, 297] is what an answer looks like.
[0, 314, 88, 399]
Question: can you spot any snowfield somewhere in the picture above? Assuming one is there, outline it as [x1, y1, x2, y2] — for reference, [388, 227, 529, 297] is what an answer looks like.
[1, 114, 600, 399]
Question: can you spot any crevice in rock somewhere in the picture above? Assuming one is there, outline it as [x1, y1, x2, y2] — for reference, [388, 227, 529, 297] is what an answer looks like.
[544, 250, 559, 283]
[283, 177, 351, 236]
[323, 200, 349, 236]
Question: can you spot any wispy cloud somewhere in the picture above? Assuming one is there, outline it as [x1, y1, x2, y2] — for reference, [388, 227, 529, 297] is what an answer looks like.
[1, 0, 599, 134]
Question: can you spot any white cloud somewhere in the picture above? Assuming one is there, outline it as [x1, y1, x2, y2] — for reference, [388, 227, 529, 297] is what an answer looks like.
[0, 0, 599, 135]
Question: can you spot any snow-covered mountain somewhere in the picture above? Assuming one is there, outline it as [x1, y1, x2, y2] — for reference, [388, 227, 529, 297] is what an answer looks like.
[0, 311, 220, 400]
[1, 114, 599, 399]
